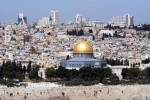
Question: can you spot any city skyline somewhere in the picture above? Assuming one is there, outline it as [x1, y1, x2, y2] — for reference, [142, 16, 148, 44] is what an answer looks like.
[0, 0, 150, 24]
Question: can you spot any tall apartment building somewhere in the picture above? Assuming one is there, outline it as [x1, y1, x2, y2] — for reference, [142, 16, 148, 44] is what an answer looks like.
[18, 13, 27, 25]
[89, 21, 104, 29]
[75, 14, 82, 24]
[50, 10, 59, 25]
[109, 14, 133, 27]
[39, 17, 50, 26]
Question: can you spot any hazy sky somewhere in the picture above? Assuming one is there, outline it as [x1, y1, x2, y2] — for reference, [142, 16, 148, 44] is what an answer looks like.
[0, 0, 150, 24]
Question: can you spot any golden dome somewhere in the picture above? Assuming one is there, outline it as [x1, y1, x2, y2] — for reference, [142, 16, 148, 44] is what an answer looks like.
[73, 40, 93, 54]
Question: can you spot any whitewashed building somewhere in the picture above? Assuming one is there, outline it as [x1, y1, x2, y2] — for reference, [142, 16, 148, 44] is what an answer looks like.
[109, 14, 133, 27]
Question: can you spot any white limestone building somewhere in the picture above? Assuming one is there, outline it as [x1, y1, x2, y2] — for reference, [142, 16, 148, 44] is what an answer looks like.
[75, 14, 82, 24]
[50, 10, 59, 25]
[39, 17, 50, 26]
[99, 30, 115, 36]
[89, 21, 104, 29]
[4, 25, 13, 44]
[109, 14, 133, 27]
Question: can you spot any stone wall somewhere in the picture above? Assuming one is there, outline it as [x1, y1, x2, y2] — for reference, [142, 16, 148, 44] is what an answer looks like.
[0, 85, 150, 100]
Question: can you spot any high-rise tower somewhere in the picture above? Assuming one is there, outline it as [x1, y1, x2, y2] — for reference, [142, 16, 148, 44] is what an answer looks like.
[75, 14, 82, 24]
[18, 13, 27, 25]
[50, 10, 59, 25]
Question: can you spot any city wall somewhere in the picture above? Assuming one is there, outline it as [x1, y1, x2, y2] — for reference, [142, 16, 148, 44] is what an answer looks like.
[0, 85, 150, 100]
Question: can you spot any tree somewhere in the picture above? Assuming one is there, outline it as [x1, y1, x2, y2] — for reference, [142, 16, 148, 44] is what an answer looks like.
[79, 67, 92, 81]
[110, 74, 120, 85]
[27, 61, 32, 73]
[13, 30, 16, 35]
[28, 64, 40, 80]
[132, 63, 136, 68]
[30, 46, 36, 54]
[0, 61, 5, 78]
[108, 33, 112, 37]
[130, 68, 140, 78]
[148, 33, 150, 39]
[142, 58, 150, 64]
[102, 35, 104, 40]
[122, 68, 129, 79]
[139, 69, 146, 79]
[92, 35, 95, 41]
[145, 68, 150, 78]
[45, 67, 56, 79]
[124, 59, 129, 66]
[22, 65, 26, 74]
[18, 62, 23, 73]
[121, 68, 140, 79]
[69, 69, 79, 79]
[66, 55, 70, 60]
[89, 29, 93, 33]
[15, 72, 25, 80]
[103, 67, 112, 78]
[56, 65, 70, 80]
[47, 32, 51, 35]
[0, 66, 3, 78]
[11, 61, 17, 72]
[78, 29, 84, 36]
[2, 61, 15, 79]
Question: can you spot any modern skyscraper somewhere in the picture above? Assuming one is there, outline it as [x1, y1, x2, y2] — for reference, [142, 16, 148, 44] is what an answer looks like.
[18, 13, 27, 25]
[127, 14, 134, 26]
[109, 14, 133, 27]
[75, 14, 82, 24]
[50, 10, 59, 25]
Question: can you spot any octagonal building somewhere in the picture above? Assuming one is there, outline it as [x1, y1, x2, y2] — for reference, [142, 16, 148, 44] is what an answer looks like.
[60, 40, 107, 69]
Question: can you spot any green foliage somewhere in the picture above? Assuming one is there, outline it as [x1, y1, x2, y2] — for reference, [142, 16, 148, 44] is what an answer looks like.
[120, 68, 150, 85]
[122, 68, 140, 79]
[56, 66, 70, 80]
[45, 66, 113, 86]
[22, 65, 26, 74]
[138, 79, 150, 84]
[142, 58, 150, 64]
[65, 78, 83, 86]
[65, 78, 99, 86]
[27, 61, 32, 73]
[1, 61, 25, 80]
[45, 67, 56, 78]
[2, 61, 15, 79]
[67, 29, 84, 36]
[145, 68, 150, 78]
[68, 69, 79, 79]
[137, 24, 150, 31]
[79, 67, 92, 81]
[0, 79, 19, 87]
[28, 64, 40, 80]
[110, 74, 120, 85]
[66, 55, 70, 60]
[0, 65, 3, 79]
[89, 29, 93, 33]
[15, 72, 25, 80]
[105, 58, 126, 66]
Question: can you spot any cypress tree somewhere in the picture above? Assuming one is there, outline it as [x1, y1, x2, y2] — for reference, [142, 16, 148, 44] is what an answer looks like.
[27, 61, 32, 73]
